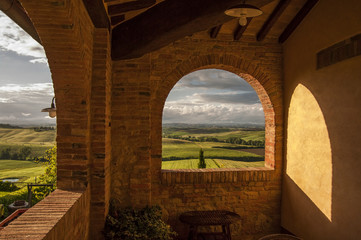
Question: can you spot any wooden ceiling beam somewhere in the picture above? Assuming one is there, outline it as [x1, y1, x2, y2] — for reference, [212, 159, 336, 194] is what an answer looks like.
[112, 0, 273, 60]
[111, 15, 125, 26]
[82, 0, 110, 29]
[0, 0, 41, 44]
[108, 0, 156, 16]
[234, 18, 252, 41]
[210, 25, 222, 39]
[279, 0, 319, 43]
[257, 0, 290, 41]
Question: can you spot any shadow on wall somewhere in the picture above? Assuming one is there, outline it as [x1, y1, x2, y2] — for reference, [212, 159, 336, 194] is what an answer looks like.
[282, 175, 332, 236]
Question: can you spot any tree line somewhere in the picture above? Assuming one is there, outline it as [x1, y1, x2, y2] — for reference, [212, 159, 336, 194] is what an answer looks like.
[163, 134, 265, 147]
[0, 146, 46, 161]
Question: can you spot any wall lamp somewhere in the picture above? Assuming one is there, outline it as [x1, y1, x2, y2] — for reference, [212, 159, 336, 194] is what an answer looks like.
[41, 97, 56, 118]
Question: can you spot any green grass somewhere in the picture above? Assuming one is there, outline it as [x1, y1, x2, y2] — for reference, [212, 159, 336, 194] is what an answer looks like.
[0, 160, 45, 182]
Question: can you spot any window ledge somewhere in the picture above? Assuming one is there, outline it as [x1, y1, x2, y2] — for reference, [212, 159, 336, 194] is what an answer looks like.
[161, 167, 274, 185]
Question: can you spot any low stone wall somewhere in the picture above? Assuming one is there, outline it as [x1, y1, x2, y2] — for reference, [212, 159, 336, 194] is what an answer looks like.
[0, 188, 90, 240]
[155, 168, 281, 240]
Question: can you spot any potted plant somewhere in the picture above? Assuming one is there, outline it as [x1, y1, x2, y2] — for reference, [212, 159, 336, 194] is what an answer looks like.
[103, 205, 176, 240]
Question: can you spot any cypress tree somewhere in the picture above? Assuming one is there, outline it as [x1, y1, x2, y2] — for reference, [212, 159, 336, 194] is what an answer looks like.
[198, 148, 206, 168]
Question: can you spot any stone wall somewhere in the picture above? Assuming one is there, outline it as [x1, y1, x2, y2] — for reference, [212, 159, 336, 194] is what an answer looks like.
[111, 33, 284, 239]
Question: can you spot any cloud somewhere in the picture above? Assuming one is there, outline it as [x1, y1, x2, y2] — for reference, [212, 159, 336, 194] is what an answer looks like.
[0, 11, 47, 64]
[177, 69, 254, 92]
[164, 69, 265, 125]
[0, 83, 55, 125]
[163, 103, 264, 124]
[198, 92, 260, 105]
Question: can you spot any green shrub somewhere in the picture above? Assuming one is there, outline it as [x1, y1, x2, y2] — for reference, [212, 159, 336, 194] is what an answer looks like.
[0, 181, 20, 192]
[104, 205, 176, 240]
[32, 147, 56, 201]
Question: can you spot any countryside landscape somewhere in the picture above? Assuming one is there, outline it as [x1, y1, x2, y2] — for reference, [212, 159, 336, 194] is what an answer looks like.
[0, 124, 56, 220]
[0, 122, 264, 220]
[162, 123, 265, 169]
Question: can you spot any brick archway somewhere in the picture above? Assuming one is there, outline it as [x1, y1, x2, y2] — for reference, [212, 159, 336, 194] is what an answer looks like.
[17, 0, 111, 238]
[151, 54, 281, 176]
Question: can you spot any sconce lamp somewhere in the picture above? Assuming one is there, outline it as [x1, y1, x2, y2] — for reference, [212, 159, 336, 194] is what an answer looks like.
[41, 97, 56, 118]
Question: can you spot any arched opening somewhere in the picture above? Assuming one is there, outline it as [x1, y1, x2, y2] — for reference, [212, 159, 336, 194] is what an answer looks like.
[162, 69, 265, 170]
[0, 11, 56, 219]
[151, 54, 279, 180]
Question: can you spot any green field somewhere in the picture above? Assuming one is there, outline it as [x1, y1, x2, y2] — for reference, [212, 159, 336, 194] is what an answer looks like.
[162, 127, 265, 141]
[0, 127, 55, 159]
[0, 160, 45, 181]
[162, 137, 264, 170]
[0, 128, 55, 145]
[0, 126, 53, 203]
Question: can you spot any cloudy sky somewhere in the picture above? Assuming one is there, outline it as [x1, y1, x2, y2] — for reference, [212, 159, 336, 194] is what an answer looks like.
[163, 69, 265, 125]
[0, 11, 264, 126]
[0, 11, 55, 125]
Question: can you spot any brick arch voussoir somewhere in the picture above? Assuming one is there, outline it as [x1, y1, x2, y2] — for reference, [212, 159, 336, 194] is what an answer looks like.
[158, 54, 274, 109]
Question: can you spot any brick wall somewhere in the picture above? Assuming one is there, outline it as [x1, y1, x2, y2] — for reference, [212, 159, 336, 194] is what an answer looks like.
[111, 33, 283, 239]
[14, 1, 283, 238]
[20, 0, 95, 190]
[89, 28, 112, 239]
[0, 189, 90, 240]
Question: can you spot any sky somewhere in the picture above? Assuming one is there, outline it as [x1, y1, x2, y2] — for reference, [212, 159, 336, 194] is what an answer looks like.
[0, 11, 55, 126]
[163, 69, 265, 125]
[0, 11, 264, 126]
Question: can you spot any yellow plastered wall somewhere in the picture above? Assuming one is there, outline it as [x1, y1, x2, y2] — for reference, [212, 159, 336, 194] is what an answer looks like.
[282, 0, 361, 239]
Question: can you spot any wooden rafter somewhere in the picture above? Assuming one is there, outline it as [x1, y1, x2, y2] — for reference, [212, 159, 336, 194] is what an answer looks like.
[112, 0, 274, 60]
[108, 0, 156, 16]
[111, 15, 125, 26]
[279, 0, 319, 43]
[257, 0, 290, 41]
[210, 25, 222, 39]
[234, 18, 252, 41]
[0, 0, 41, 44]
[82, 0, 110, 29]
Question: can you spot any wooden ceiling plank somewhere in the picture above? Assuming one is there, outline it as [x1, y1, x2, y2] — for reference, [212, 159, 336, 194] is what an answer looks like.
[82, 0, 110, 29]
[234, 18, 252, 41]
[210, 25, 222, 39]
[112, 0, 274, 60]
[108, 0, 156, 16]
[111, 15, 125, 25]
[278, 0, 319, 43]
[257, 0, 291, 41]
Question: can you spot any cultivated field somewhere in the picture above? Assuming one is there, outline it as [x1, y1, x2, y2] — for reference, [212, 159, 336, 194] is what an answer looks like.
[0, 128, 55, 145]
[162, 126, 265, 169]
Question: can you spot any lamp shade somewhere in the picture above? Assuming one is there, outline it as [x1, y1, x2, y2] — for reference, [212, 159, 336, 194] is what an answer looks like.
[41, 97, 56, 118]
[225, 4, 263, 26]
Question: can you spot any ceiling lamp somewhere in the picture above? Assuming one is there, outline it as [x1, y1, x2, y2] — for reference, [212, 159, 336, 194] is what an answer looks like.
[41, 97, 56, 118]
[224, 0, 263, 26]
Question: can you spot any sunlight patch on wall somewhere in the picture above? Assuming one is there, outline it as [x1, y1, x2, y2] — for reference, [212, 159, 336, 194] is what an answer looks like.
[287, 84, 332, 220]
